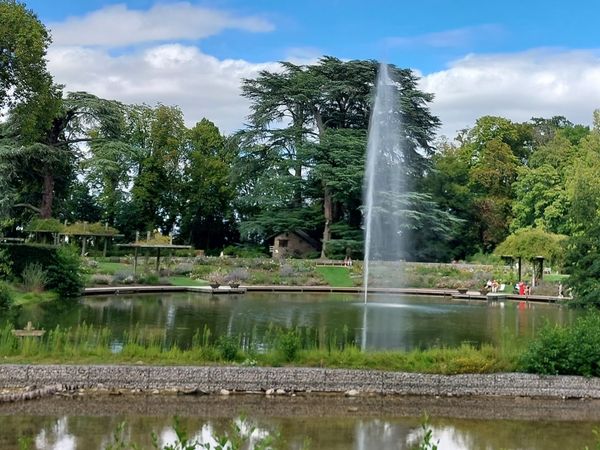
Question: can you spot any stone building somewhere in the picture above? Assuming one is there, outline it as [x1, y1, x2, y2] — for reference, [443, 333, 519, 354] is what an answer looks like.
[269, 230, 319, 258]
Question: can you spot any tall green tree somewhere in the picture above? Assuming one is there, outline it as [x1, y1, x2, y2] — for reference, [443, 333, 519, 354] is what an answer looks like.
[0, 90, 126, 219]
[239, 57, 441, 258]
[129, 104, 187, 234]
[421, 141, 478, 260]
[0, 0, 51, 109]
[180, 118, 237, 250]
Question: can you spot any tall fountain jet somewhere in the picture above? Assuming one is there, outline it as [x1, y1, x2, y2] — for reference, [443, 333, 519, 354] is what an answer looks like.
[363, 63, 407, 303]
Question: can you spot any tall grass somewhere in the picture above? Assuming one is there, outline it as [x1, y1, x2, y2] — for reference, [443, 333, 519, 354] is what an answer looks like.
[0, 322, 522, 373]
[21, 263, 47, 293]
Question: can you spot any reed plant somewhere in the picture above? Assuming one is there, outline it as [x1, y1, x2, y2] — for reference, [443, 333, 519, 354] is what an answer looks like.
[0, 321, 521, 373]
[21, 263, 47, 293]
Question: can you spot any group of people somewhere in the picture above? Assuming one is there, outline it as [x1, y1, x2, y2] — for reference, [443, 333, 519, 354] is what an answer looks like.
[515, 281, 531, 296]
[485, 279, 567, 298]
[486, 279, 534, 295]
[485, 279, 533, 295]
[485, 279, 502, 293]
[343, 256, 353, 267]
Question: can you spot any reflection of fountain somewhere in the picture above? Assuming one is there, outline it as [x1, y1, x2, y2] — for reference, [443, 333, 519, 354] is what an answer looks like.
[362, 63, 406, 349]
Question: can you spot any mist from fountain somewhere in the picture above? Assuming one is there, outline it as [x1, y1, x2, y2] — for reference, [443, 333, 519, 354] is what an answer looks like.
[362, 63, 407, 303]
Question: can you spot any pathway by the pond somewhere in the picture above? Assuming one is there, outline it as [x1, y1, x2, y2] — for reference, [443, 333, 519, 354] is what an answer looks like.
[1, 365, 599, 401]
[83, 285, 567, 304]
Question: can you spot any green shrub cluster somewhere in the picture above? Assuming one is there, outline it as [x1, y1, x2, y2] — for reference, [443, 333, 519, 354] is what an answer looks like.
[47, 246, 84, 298]
[1, 244, 57, 276]
[0, 281, 13, 310]
[520, 312, 600, 376]
[1, 244, 84, 298]
[0, 248, 11, 279]
[217, 335, 239, 361]
[21, 262, 48, 292]
[222, 244, 268, 258]
[277, 330, 301, 361]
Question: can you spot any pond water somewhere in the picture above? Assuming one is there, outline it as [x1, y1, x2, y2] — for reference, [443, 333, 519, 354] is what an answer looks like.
[13, 292, 579, 351]
[1, 395, 599, 449]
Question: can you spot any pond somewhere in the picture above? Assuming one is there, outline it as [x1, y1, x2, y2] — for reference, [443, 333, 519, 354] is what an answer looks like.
[1, 394, 599, 449]
[13, 292, 579, 351]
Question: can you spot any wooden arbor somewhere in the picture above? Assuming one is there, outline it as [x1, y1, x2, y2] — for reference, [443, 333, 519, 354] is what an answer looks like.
[118, 232, 191, 275]
[501, 254, 546, 287]
[60, 222, 123, 257]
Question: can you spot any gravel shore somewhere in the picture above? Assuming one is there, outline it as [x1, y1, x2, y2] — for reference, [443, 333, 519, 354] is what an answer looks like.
[2, 365, 600, 400]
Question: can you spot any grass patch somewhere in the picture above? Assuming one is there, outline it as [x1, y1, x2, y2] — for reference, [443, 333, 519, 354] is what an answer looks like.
[315, 266, 353, 287]
[95, 261, 130, 275]
[13, 290, 58, 305]
[4, 282, 58, 306]
[0, 323, 522, 374]
[544, 273, 570, 282]
[167, 276, 208, 286]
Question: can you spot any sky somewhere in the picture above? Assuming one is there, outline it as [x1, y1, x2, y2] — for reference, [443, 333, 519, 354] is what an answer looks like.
[23, 0, 600, 138]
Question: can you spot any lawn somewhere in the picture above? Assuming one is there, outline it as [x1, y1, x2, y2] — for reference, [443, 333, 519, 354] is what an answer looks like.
[95, 261, 130, 275]
[544, 273, 570, 282]
[315, 266, 354, 287]
[168, 276, 207, 286]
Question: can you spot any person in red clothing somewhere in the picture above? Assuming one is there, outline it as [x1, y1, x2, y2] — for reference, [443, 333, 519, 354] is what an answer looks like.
[518, 281, 525, 296]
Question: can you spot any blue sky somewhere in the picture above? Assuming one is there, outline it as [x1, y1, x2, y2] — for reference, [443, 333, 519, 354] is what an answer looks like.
[22, 0, 600, 137]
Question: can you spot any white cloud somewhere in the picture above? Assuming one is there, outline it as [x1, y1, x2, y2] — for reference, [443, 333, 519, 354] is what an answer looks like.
[283, 47, 323, 65]
[49, 2, 274, 47]
[385, 24, 504, 49]
[420, 49, 600, 139]
[47, 44, 280, 134]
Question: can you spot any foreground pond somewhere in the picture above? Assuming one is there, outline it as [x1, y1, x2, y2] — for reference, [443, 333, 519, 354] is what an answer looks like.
[1, 395, 599, 449]
[14, 292, 579, 351]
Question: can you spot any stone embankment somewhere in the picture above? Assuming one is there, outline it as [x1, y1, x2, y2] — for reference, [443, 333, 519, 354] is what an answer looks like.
[2, 365, 600, 402]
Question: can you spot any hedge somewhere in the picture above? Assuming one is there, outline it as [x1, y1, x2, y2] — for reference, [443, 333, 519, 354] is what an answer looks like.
[0, 244, 58, 276]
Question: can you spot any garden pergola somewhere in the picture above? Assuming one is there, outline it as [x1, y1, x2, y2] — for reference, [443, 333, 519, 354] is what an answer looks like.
[60, 230, 124, 257]
[501, 254, 545, 287]
[117, 237, 191, 275]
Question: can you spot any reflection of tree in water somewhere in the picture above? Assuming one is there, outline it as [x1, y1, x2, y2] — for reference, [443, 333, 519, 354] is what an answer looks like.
[414, 418, 598, 450]
[356, 419, 417, 450]
[2, 414, 599, 449]
[33, 417, 76, 449]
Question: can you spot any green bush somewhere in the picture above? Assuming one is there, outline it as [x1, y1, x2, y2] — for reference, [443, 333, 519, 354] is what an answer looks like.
[278, 330, 301, 361]
[222, 244, 268, 258]
[0, 282, 13, 310]
[217, 335, 239, 361]
[137, 273, 160, 285]
[1, 244, 57, 277]
[47, 246, 84, 299]
[0, 248, 11, 280]
[21, 263, 48, 292]
[520, 312, 600, 376]
[519, 324, 570, 375]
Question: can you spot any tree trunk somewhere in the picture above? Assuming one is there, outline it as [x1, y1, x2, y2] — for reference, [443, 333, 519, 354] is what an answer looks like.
[316, 109, 331, 259]
[321, 186, 332, 258]
[40, 172, 55, 218]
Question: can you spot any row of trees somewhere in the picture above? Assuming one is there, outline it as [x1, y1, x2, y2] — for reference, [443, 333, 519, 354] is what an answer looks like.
[3, 1, 600, 302]
[1, 1, 447, 258]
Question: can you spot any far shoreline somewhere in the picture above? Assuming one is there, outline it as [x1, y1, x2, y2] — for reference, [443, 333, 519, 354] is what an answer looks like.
[82, 285, 567, 304]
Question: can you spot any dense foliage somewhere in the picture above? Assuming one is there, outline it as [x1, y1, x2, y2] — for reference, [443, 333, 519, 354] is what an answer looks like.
[47, 245, 84, 298]
[3, 2, 600, 304]
[0, 243, 83, 298]
[0, 281, 12, 310]
[521, 312, 600, 376]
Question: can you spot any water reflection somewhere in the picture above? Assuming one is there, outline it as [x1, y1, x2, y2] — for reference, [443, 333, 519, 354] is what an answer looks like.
[2, 414, 598, 449]
[13, 292, 580, 351]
